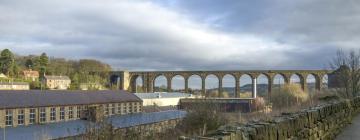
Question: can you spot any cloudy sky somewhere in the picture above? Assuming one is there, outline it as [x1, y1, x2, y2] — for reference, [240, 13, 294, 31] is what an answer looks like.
[1, 0, 359, 71]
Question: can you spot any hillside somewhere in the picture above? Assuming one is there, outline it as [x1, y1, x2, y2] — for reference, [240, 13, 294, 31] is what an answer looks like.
[0, 49, 112, 89]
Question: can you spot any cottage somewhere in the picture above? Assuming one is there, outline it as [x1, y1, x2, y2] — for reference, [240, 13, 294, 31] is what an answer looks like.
[22, 69, 39, 81]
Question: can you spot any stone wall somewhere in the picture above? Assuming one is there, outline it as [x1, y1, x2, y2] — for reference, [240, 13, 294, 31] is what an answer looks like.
[115, 118, 180, 136]
[57, 118, 181, 139]
[195, 97, 360, 140]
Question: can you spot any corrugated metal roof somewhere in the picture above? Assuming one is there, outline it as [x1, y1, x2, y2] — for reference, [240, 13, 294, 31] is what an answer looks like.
[134, 92, 192, 99]
[0, 90, 142, 109]
[0, 110, 186, 140]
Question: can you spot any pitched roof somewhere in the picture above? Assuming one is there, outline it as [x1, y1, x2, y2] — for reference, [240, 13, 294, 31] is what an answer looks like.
[0, 90, 142, 109]
[44, 75, 71, 80]
[22, 70, 39, 76]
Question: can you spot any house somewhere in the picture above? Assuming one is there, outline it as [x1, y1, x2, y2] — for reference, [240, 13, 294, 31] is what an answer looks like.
[44, 75, 71, 90]
[22, 69, 39, 81]
[79, 83, 104, 90]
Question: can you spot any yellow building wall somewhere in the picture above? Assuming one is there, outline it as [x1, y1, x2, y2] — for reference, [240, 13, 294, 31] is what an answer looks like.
[0, 109, 4, 128]
[0, 101, 143, 128]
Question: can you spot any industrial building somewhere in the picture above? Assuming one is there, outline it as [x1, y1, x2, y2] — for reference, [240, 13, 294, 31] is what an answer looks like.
[0, 90, 142, 128]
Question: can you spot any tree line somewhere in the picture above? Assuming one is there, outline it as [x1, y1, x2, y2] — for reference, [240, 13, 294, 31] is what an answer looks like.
[0, 49, 112, 89]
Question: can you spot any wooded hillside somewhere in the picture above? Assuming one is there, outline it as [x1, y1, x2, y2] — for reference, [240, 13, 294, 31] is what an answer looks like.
[0, 49, 112, 89]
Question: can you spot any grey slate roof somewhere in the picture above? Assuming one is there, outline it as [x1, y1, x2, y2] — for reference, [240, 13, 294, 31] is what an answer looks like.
[44, 75, 71, 80]
[0, 90, 142, 109]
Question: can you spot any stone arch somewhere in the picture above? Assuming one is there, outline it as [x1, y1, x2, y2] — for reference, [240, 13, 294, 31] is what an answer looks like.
[272, 74, 286, 93]
[290, 73, 302, 83]
[275, 73, 288, 84]
[153, 74, 167, 92]
[171, 75, 185, 92]
[187, 74, 202, 95]
[239, 74, 253, 98]
[205, 74, 219, 97]
[256, 74, 270, 99]
[129, 74, 144, 93]
[306, 73, 317, 93]
[222, 74, 236, 98]
[110, 74, 122, 90]
[290, 73, 305, 90]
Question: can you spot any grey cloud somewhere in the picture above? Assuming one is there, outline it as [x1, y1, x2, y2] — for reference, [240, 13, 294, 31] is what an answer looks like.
[161, 0, 360, 50]
[0, 0, 351, 71]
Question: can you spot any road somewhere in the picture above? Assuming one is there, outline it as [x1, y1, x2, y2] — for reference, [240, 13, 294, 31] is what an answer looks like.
[336, 114, 360, 140]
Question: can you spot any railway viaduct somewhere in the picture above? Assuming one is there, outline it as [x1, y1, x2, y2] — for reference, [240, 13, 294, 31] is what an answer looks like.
[110, 70, 331, 98]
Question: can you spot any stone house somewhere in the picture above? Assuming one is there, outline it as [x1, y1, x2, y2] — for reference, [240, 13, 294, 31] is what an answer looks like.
[79, 83, 104, 90]
[22, 69, 39, 81]
[44, 75, 71, 90]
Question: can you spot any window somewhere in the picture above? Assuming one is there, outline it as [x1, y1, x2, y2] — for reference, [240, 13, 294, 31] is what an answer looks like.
[29, 108, 36, 124]
[76, 106, 81, 118]
[128, 103, 132, 113]
[117, 103, 121, 114]
[50, 107, 56, 121]
[5, 110, 13, 126]
[18, 109, 25, 125]
[104, 104, 109, 116]
[123, 103, 127, 114]
[68, 107, 73, 119]
[40, 108, 46, 123]
[110, 104, 115, 115]
[84, 106, 89, 111]
[60, 107, 65, 120]
[134, 104, 138, 113]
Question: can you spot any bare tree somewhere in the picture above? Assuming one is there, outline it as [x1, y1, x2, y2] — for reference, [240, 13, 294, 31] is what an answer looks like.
[330, 49, 360, 98]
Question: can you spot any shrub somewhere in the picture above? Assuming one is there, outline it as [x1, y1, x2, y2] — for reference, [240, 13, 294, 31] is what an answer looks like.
[253, 97, 266, 111]
[270, 84, 309, 109]
[179, 101, 227, 136]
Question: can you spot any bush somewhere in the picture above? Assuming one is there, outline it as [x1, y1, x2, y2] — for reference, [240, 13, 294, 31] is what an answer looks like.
[253, 97, 266, 111]
[311, 90, 342, 103]
[270, 84, 309, 109]
[179, 101, 227, 136]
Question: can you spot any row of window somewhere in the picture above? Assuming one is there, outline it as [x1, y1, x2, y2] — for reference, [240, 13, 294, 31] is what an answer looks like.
[5, 106, 82, 126]
[104, 102, 141, 116]
[4, 103, 142, 127]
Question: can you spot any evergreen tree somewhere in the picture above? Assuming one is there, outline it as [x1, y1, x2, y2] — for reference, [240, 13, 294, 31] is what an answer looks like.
[0, 49, 15, 76]
[39, 53, 49, 67]
[39, 53, 49, 76]
[25, 58, 33, 69]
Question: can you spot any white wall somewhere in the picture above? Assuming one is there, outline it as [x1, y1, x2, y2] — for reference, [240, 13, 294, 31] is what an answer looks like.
[142, 97, 189, 106]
